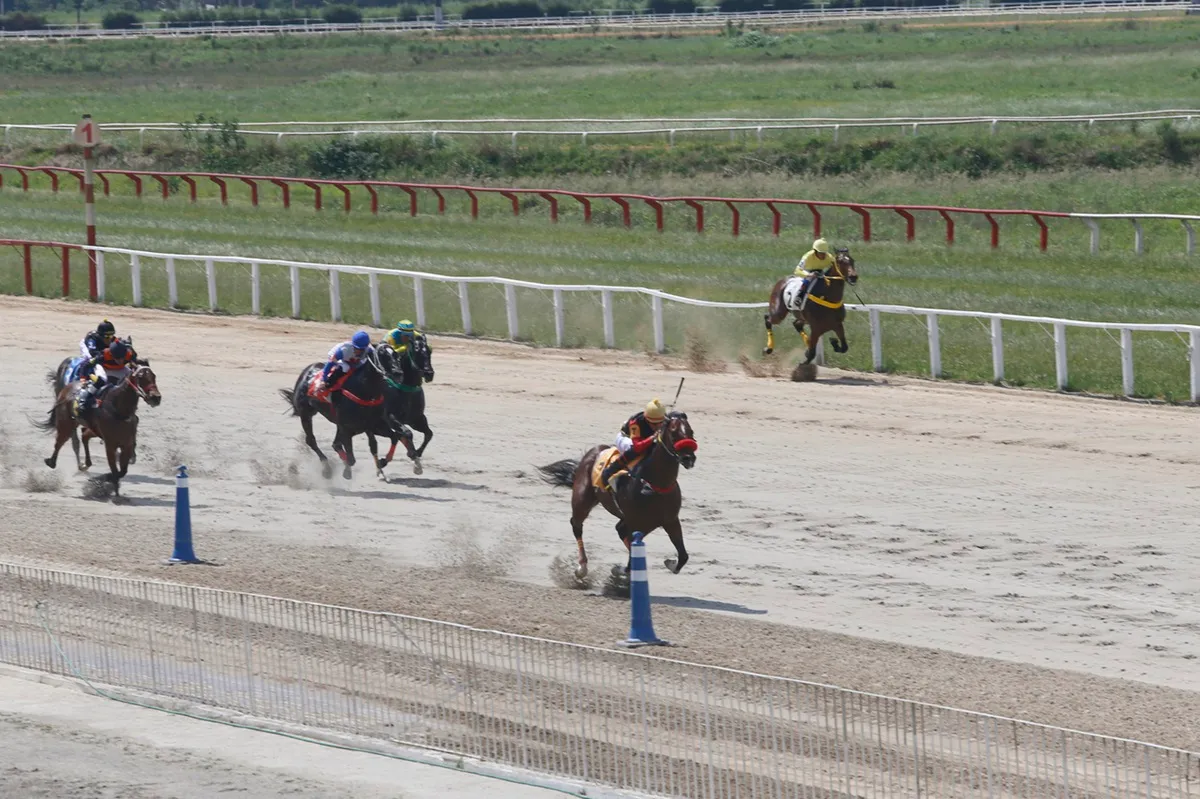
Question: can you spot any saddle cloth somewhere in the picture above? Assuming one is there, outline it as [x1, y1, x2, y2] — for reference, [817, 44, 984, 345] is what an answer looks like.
[591, 447, 647, 491]
[306, 371, 325, 400]
[782, 276, 808, 312]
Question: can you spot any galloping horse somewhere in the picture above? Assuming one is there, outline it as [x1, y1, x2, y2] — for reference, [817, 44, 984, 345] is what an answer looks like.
[538, 412, 698, 580]
[279, 355, 415, 480]
[38, 364, 162, 495]
[763, 248, 859, 364]
[380, 335, 436, 470]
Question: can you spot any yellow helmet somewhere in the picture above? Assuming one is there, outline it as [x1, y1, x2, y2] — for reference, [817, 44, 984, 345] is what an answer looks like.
[644, 398, 666, 422]
[812, 238, 830, 254]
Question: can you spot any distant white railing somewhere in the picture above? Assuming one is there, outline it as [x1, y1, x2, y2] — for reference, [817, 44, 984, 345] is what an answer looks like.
[0, 0, 1192, 39]
[6, 108, 1199, 148]
[49, 244, 1199, 401]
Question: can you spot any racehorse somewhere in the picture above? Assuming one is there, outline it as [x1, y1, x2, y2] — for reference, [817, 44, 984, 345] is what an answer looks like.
[537, 412, 698, 581]
[48, 339, 147, 465]
[763, 248, 859, 364]
[37, 364, 162, 495]
[279, 354, 415, 480]
[381, 335, 435, 470]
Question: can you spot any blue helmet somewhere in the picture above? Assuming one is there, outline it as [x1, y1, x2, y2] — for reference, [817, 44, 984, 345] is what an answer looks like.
[351, 331, 371, 350]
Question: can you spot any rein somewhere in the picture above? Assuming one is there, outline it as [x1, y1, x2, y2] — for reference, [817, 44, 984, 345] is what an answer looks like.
[638, 426, 697, 494]
[806, 257, 854, 310]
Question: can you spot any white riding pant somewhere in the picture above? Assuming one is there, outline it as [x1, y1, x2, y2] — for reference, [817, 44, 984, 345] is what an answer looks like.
[614, 434, 634, 455]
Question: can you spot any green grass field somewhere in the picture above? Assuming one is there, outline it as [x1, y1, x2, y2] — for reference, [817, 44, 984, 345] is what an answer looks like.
[2, 17, 1198, 399]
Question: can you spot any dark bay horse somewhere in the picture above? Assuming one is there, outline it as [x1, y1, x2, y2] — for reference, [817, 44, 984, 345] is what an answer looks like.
[279, 355, 414, 480]
[380, 335, 435, 472]
[37, 365, 162, 495]
[538, 412, 698, 581]
[763, 248, 859, 364]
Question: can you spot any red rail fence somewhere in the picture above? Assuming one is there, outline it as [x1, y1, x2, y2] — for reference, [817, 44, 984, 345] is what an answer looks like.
[0, 238, 88, 298]
[2, 164, 1196, 255]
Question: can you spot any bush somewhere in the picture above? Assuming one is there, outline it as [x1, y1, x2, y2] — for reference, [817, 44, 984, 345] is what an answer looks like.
[0, 12, 48, 31]
[101, 11, 141, 29]
[307, 136, 388, 179]
[322, 5, 363, 24]
[462, 1, 544, 19]
[648, 0, 696, 13]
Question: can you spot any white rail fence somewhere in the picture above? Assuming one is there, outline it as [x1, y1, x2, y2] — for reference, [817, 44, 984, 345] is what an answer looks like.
[2, 563, 1196, 798]
[0, 0, 1192, 39]
[72, 244, 1200, 401]
[6, 109, 1199, 148]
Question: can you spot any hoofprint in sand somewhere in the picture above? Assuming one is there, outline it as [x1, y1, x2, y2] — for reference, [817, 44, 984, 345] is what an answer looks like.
[1, 295, 1198, 749]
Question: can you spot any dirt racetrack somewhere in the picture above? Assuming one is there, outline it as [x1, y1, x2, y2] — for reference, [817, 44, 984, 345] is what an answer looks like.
[1, 295, 1198, 751]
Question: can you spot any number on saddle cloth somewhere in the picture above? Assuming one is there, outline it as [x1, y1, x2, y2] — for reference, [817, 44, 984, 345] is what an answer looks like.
[783, 276, 811, 311]
[65, 357, 87, 384]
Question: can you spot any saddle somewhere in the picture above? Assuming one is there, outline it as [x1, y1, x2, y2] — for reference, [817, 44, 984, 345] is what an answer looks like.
[591, 448, 647, 492]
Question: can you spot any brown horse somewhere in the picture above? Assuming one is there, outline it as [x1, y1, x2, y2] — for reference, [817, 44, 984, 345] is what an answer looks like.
[538, 412, 698, 580]
[37, 365, 162, 495]
[763, 248, 859, 363]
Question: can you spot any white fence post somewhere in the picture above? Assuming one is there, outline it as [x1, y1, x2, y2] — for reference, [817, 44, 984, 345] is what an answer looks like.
[991, 317, 1004, 383]
[290, 265, 301, 318]
[130, 253, 142, 307]
[458, 281, 472, 335]
[1054, 321, 1068, 390]
[869, 307, 883, 371]
[1120, 328, 1134, 396]
[927, 312, 941, 378]
[95, 251, 105, 302]
[166, 256, 178, 308]
[601, 290, 614, 348]
[1191, 330, 1200, 403]
[553, 288, 565, 347]
[328, 270, 341, 322]
[1183, 220, 1195, 256]
[1132, 219, 1144, 255]
[505, 283, 519, 340]
[250, 262, 260, 315]
[205, 258, 217, 311]
[413, 277, 426, 328]
[369, 273, 381, 327]
[1083, 218, 1100, 255]
[652, 295, 665, 353]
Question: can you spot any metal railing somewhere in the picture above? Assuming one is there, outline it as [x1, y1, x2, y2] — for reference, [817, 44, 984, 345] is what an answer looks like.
[0, 0, 1192, 39]
[5, 109, 1199, 146]
[4, 240, 1199, 400]
[1, 562, 1196, 798]
[3, 165, 1196, 255]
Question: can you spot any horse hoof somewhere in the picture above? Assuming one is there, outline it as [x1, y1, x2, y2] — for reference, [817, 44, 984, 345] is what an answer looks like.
[611, 564, 629, 578]
[575, 564, 589, 580]
[321, 462, 333, 480]
[44, 458, 56, 469]
[762, 347, 774, 356]
[342, 467, 352, 480]
[664, 558, 679, 573]
[375, 458, 388, 471]
[791, 363, 819, 382]
[412, 459, 423, 476]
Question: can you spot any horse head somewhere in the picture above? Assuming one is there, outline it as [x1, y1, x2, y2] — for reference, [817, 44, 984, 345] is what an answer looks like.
[413, 335, 435, 383]
[658, 411, 698, 470]
[832, 248, 858, 285]
[128, 364, 162, 407]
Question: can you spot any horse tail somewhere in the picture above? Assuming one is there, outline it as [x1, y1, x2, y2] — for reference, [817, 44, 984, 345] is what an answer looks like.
[278, 387, 299, 416]
[33, 402, 61, 433]
[537, 459, 578, 488]
[45, 369, 59, 386]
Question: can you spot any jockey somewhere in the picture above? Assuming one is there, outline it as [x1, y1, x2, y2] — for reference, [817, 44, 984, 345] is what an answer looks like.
[316, 330, 374, 398]
[793, 238, 835, 299]
[79, 319, 117, 360]
[378, 319, 417, 377]
[77, 339, 137, 414]
[601, 398, 668, 496]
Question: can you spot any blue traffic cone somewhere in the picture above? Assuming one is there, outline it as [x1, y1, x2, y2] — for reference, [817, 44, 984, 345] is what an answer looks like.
[619, 532, 669, 648]
[168, 465, 200, 564]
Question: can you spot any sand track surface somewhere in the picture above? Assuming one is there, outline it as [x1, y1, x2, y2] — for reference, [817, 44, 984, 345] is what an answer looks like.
[0, 295, 1197, 750]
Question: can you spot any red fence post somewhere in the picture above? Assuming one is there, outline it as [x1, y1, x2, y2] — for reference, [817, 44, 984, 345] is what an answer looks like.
[685, 200, 704, 233]
[725, 201, 740, 237]
[400, 186, 418, 217]
[851, 206, 871, 241]
[466, 190, 479, 219]
[939, 210, 955, 245]
[572, 194, 592, 223]
[68, 169, 84, 193]
[239, 177, 259, 207]
[269, 179, 290, 209]
[23, 243, 32, 294]
[806, 203, 822, 238]
[539, 192, 559, 222]
[303, 182, 323, 211]
[767, 202, 781, 237]
[1032, 214, 1049, 250]
[613, 197, 631, 228]
[645, 199, 664, 232]
[895, 208, 916, 242]
[211, 176, 228, 205]
[501, 191, 520, 216]
[40, 168, 60, 193]
[433, 189, 446, 214]
[18, 168, 29, 191]
[334, 183, 351, 213]
[60, 246, 70, 297]
[180, 176, 197, 203]
[984, 213, 999, 248]
[98, 173, 110, 196]
[366, 185, 378, 214]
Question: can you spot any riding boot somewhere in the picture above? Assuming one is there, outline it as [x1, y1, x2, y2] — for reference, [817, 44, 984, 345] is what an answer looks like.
[601, 458, 627, 492]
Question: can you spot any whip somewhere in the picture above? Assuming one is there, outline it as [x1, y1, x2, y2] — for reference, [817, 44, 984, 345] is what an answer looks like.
[668, 377, 685, 411]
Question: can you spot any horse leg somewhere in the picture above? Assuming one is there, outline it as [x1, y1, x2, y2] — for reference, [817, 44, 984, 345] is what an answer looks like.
[801, 322, 821, 364]
[44, 414, 72, 470]
[300, 409, 333, 480]
[410, 412, 432, 475]
[570, 483, 600, 579]
[104, 439, 121, 495]
[81, 431, 94, 470]
[340, 431, 356, 480]
[831, 317, 849, 354]
[611, 520, 633, 578]
[662, 517, 689, 574]
[763, 290, 788, 355]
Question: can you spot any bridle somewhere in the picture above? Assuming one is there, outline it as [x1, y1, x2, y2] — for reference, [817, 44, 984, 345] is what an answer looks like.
[124, 365, 156, 402]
